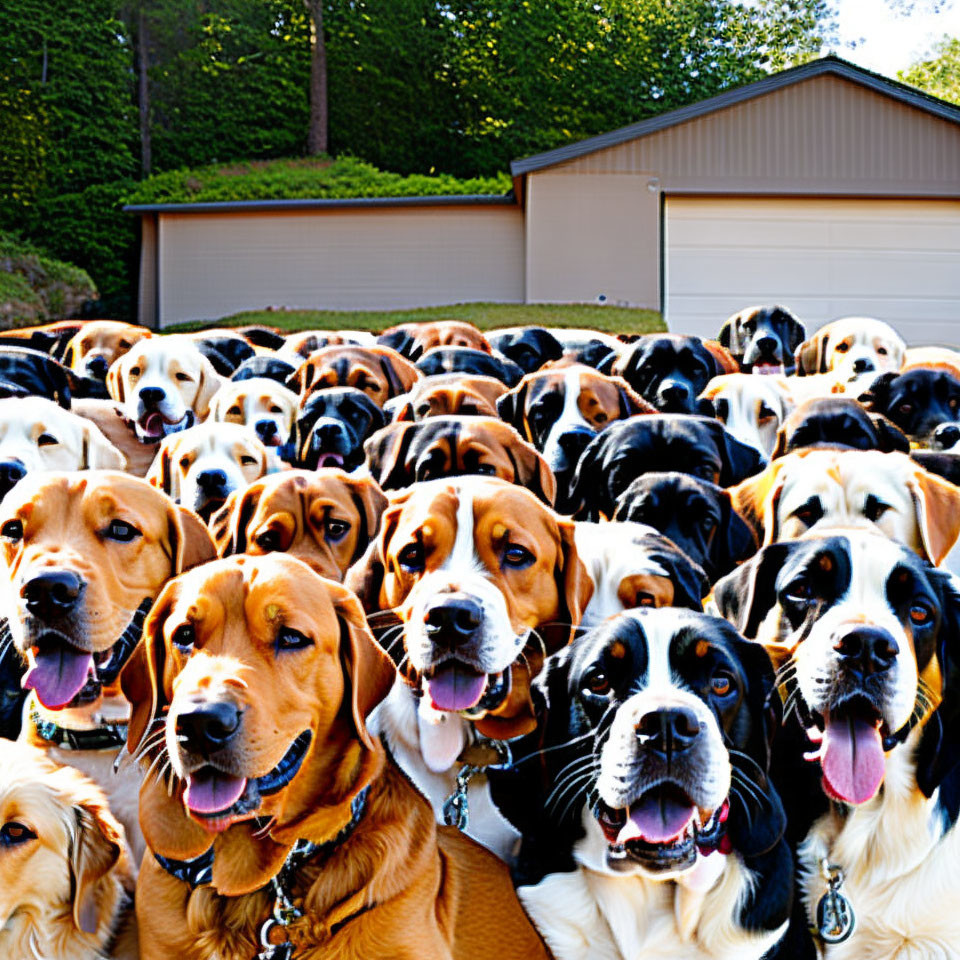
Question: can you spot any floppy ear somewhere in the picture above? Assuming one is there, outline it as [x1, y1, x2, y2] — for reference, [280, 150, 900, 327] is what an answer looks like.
[794, 329, 830, 375]
[105, 357, 126, 404]
[911, 451, 960, 487]
[908, 468, 960, 565]
[168, 502, 217, 573]
[210, 485, 260, 556]
[613, 376, 655, 417]
[729, 464, 785, 548]
[62, 338, 78, 370]
[287, 357, 316, 397]
[869, 413, 910, 453]
[712, 490, 759, 576]
[717, 313, 744, 354]
[378, 352, 420, 397]
[343, 503, 403, 613]
[711, 543, 790, 640]
[857, 371, 897, 413]
[703, 340, 740, 376]
[146, 440, 178, 498]
[80, 420, 127, 470]
[364, 422, 418, 489]
[346, 476, 389, 564]
[69, 799, 123, 934]
[773, 307, 806, 352]
[712, 421, 765, 486]
[549, 519, 593, 649]
[643, 536, 710, 610]
[377, 327, 418, 360]
[192, 355, 224, 421]
[332, 584, 397, 750]
[497, 380, 529, 434]
[506, 438, 557, 506]
[564, 432, 606, 520]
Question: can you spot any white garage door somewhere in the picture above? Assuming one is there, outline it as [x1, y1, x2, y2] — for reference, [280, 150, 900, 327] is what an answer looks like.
[665, 197, 960, 345]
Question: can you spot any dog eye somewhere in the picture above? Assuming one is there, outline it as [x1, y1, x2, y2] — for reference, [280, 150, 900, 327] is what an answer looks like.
[0, 822, 36, 847]
[104, 520, 141, 542]
[119, 339, 132, 350]
[909, 601, 934, 626]
[324, 519, 350, 542]
[864, 494, 891, 522]
[179, 456, 191, 470]
[877, 347, 888, 356]
[699, 517, 715, 535]
[255, 529, 282, 551]
[416, 403, 431, 418]
[172, 624, 195, 653]
[36, 433, 58, 447]
[129, 366, 141, 378]
[694, 465, 715, 481]
[784, 578, 815, 607]
[594, 412, 608, 425]
[634, 592, 656, 608]
[503, 544, 535, 569]
[398, 543, 425, 572]
[581, 666, 611, 697]
[475, 463, 497, 476]
[175, 372, 193, 383]
[227, 406, 242, 417]
[239, 455, 258, 466]
[758, 403, 776, 422]
[269, 405, 284, 414]
[710, 673, 736, 698]
[834, 342, 850, 353]
[1, 519, 23, 541]
[898, 402, 914, 416]
[950, 398, 960, 412]
[276, 626, 313, 652]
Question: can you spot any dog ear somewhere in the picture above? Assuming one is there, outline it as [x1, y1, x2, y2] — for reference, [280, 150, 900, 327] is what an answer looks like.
[364, 422, 418, 490]
[167, 502, 217, 573]
[147, 439, 177, 498]
[772, 306, 806, 352]
[80, 419, 127, 470]
[703, 340, 739, 376]
[613, 376, 655, 417]
[857, 371, 897, 413]
[377, 327, 418, 360]
[717, 312, 743, 354]
[378, 351, 420, 398]
[332, 584, 397, 751]
[346, 476, 389, 564]
[643, 536, 710, 610]
[715, 490, 759, 575]
[497, 379, 529, 434]
[62, 338, 78, 370]
[505, 435, 557, 506]
[869, 413, 910, 453]
[210, 485, 260, 557]
[343, 503, 403, 613]
[794, 329, 830, 376]
[287, 356, 316, 398]
[105, 356, 126, 405]
[69, 799, 123, 934]
[712, 543, 790, 640]
[711, 421, 765, 486]
[549, 519, 593, 650]
[908, 467, 960, 565]
[192, 354, 224, 421]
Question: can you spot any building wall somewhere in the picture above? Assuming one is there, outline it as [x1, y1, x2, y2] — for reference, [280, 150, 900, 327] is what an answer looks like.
[525, 171, 661, 309]
[137, 213, 158, 328]
[152, 204, 524, 328]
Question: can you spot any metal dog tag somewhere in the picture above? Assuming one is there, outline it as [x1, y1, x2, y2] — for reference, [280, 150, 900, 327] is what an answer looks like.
[816, 886, 855, 944]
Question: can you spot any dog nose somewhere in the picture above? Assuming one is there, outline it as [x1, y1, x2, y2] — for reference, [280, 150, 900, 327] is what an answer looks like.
[176, 702, 242, 756]
[834, 627, 899, 677]
[657, 382, 690, 406]
[934, 423, 960, 449]
[139, 386, 166, 407]
[0, 459, 27, 493]
[255, 419, 278, 441]
[423, 595, 484, 646]
[86, 356, 109, 378]
[196, 469, 228, 493]
[635, 707, 701, 756]
[755, 335, 779, 357]
[22, 571, 85, 619]
[557, 427, 595, 458]
[852, 358, 875, 374]
[313, 422, 342, 446]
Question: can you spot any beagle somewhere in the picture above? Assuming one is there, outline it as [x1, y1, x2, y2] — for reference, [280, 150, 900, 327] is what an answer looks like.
[0, 395, 126, 501]
[713, 532, 960, 958]
[62, 321, 151, 383]
[107, 335, 224, 443]
[378, 320, 491, 360]
[289, 344, 420, 406]
[701, 373, 791, 459]
[208, 376, 298, 449]
[2, 470, 215, 860]
[210, 468, 387, 580]
[718, 305, 805, 375]
[347, 476, 591, 860]
[0, 739, 136, 960]
[147, 422, 271, 522]
[364, 415, 557, 505]
[387, 372, 508, 420]
[794, 317, 905, 382]
[121, 554, 550, 960]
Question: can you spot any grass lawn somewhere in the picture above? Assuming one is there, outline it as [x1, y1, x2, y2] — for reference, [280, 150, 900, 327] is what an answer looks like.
[170, 302, 664, 335]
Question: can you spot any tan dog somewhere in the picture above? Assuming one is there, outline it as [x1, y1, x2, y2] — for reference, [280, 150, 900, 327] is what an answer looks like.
[208, 376, 297, 448]
[794, 317, 905, 381]
[290, 345, 420, 406]
[347, 476, 591, 859]
[147, 422, 271, 522]
[121, 554, 549, 960]
[63, 321, 151, 382]
[210, 468, 387, 580]
[2, 471, 215, 861]
[283, 329, 376, 360]
[379, 320, 491, 359]
[0, 739, 136, 960]
[388, 373, 508, 420]
[107, 336, 223, 443]
[730, 448, 960, 566]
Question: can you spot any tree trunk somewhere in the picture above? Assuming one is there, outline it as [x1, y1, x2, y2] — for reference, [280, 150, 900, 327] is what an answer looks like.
[137, 3, 152, 175]
[306, 0, 328, 154]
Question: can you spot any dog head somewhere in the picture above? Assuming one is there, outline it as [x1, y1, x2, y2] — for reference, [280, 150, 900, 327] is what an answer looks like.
[718, 305, 805, 375]
[378, 321, 490, 360]
[290, 345, 419, 407]
[190, 333, 255, 377]
[0, 348, 79, 408]
[211, 469, 386, 580]
[701, 373, 789, 459]
[387, 373, 507, 421]
[208, 377, 298, 449]
[287, 386, 385, 471]
[795, 317, 905, 381]
[861, 368, 960, 447]
[415, 347, 524, 386]
[488, 327, 564, 374]
[231, 355, 297, 385]
[62, 321, 150, 383]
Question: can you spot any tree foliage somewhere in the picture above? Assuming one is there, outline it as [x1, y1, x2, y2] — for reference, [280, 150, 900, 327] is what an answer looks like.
[899, 34, 960, 105]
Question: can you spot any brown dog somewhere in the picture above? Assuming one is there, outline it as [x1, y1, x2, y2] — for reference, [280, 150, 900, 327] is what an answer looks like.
[122, 554, 549, 960]
[389, 373, 508, 420]
[0, 739, 136, 960]
[63, 321, 152, 382]
[290, 345, 420, 406]
[210, 468, 387, 580]
[378, 320, 491, 360]
[2, 471, 215, 861]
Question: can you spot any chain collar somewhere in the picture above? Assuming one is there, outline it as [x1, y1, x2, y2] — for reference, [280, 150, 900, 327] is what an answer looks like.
[31, 708, 128, 752]
[441, 735, 512, 832]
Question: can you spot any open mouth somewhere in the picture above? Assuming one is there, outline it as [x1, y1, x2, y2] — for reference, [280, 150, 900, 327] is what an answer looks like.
[184, 730, 312, 832]
[315, 452, 344, 468]
[136, 410, 193, 442]
[752, 362, 785, 375]
[420, 662, 511, 716]
[596, 785, 729, 873]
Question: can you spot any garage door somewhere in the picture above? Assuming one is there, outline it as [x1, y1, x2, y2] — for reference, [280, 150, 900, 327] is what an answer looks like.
[664, 197, 960, 345]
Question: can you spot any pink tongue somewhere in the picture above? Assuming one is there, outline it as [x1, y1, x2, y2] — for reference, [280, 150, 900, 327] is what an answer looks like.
[317, 453, 344, 468]
[425, 666, 488, 712]
[23, 649, 93, 709]
[184, 769, 248, 815]
[141, 412, 164, 437]
[821, 715, 885, 805]
[618, 794, 697, 844]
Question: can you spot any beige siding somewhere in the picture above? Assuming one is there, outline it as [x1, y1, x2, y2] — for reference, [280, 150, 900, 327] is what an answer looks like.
[525, 172, 660, 308]
[550, 75, 960, 197]
[137, 213, 158, 328]
[154, 205, 523, 328]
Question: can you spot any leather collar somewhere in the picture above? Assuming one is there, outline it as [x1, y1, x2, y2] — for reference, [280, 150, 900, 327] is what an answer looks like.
[31, 709, 128, 752]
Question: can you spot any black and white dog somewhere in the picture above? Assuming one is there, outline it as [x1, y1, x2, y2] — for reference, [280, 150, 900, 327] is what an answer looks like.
[718, 306, 805, 375]
[493, 609, 792, 960]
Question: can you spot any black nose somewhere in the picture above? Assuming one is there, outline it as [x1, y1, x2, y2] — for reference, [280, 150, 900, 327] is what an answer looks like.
[423, 595, 484, 646]
[658, 382, 690, 405]
[139, 386, 166, 407]
[22, 571, 85, 619]
[852, 358, 875, 374]
[557, 428, 595, 458]
[0, 460, 27, 494]
[755, 335, 779, 357]
[255, 419, 278, 440]
[86, 356, 109, 378]
[835, 627, 899, 677]
[635, 707, 701, 756]
[313, 422, 343, 447]
[934, 423, 960, 449]
[176, 702, 242, 756]
[196, 469, 228, 493]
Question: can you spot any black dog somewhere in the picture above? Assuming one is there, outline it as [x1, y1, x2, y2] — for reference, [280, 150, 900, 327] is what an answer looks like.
[772, 397, 910, 458]
[612, 334, 725, 414]
[0, 347, 91, 408]
[488, 328, 564, 374]
[718, 305, 806, 375]
[614, 472, 757, 581]
[194, 335, 256, 376]
[0, 631, 27, 740]
[231, 355, 297, 384]
[284, 386, 385, 471]
[415, 347, 524, 387]
[567, 414, 764, 520]
[861, 368, 960, 447]
[490, 609, 792, 955]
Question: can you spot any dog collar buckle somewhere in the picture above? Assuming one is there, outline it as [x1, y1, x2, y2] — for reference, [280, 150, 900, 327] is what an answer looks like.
[442, 737, 511, 832]
[815, 858, 856, 945]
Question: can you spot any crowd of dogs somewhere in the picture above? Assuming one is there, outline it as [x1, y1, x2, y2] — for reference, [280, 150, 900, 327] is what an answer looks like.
[2, 309, 960, 958]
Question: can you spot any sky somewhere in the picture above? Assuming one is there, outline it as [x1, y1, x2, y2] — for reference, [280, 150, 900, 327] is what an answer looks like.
[832, 0, 960, 75]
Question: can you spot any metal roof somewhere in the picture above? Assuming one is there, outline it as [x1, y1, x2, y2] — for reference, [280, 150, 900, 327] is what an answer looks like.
[510, 55, 960, 176]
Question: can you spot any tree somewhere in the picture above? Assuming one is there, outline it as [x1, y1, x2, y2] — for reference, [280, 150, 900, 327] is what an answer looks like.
[306, 0, 328, 153]
[900, 34, 960, 104]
